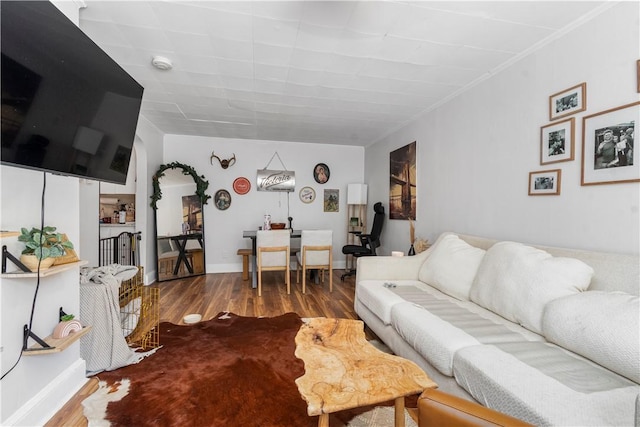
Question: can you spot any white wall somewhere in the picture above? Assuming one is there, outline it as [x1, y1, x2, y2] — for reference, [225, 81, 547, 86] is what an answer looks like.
[133, 116, 164, 283]
[0, 169, 87, 426]
[161, 135, 364, 274]
[366, 2, 640, 256]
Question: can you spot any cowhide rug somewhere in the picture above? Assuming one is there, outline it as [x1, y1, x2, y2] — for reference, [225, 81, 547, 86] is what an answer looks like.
[82, 312, 417, 427]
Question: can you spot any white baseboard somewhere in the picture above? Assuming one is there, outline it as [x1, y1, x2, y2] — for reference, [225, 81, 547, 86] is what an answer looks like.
[3, 359, 88, 427]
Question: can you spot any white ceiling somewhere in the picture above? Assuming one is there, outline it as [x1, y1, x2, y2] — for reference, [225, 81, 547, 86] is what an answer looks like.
[79, 1, 607, 146]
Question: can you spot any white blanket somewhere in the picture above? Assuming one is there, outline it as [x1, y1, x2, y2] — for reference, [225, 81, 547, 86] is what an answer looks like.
[80, 264, 157, 375]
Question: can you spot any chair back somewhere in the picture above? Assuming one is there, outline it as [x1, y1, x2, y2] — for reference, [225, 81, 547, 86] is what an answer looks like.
[368, 202, 385, 252]
[257, 230, 290, 267]
[300, 230, 332, 266]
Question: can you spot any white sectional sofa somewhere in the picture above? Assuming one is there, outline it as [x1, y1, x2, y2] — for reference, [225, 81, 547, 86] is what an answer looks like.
[355, 232, 640, 426]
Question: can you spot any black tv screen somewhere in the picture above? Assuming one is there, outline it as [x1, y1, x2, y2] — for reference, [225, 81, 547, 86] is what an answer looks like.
[1, 1, 143, 184]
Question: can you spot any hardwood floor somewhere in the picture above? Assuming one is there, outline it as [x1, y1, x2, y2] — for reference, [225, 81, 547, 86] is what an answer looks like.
[155, 269, 358, 323]
[45, 269, 358, 426]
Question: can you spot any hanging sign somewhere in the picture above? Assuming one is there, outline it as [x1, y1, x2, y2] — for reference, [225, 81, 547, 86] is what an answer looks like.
[256, 169, 295, 192]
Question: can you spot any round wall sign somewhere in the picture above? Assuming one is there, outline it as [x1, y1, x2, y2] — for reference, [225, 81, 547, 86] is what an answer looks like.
[232, 177, 251, 195]
[299, 186, 316, 203]
[313, 163, 330, 184]
[214, 189, 231, 210]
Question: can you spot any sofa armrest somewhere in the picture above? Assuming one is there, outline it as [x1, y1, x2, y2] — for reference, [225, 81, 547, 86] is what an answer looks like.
[355, 250, 429, 282]
[418, 389, 532, 427]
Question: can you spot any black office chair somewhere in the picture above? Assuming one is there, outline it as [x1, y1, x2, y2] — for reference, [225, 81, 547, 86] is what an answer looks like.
[341, 202, 385, 280]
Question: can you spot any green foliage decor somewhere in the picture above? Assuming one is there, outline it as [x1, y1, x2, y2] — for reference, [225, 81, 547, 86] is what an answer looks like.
[150, 162, 211, 210]
[18, 226, 74, 260]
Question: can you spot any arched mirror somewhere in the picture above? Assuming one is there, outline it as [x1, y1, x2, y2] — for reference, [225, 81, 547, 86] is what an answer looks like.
[152, 163, 210, 282]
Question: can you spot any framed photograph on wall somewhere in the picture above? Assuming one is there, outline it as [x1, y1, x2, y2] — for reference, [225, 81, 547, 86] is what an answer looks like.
[540, 118, 575, 165]
[214, 189, 231, 210]
[581, 101, 639, 186]
[549, 82, 586, 121]
[529, 169, 561, 196]
[323, 189, 339, 212]
[313, 163, 330, 184]
[389, 141, 417, 220]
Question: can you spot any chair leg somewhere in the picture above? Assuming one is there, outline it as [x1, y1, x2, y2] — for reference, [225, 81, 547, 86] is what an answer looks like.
[329, 255, 333, 292]
[296, 263, 300, 284]
[257, 252, 262, 297]
[286, 257, 291, 294]
[302, 266, 306, 294]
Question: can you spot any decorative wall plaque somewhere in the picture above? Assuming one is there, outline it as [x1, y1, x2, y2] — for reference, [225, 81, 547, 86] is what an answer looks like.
[256, 169, 295, 192]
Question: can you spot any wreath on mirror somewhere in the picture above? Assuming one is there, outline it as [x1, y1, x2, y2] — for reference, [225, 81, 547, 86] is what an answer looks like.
[150, 162, 211, 210]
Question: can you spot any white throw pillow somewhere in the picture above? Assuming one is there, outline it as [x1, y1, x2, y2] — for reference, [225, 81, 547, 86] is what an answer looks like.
[418, 234, 486, 300]
[542, 291, 640, 383]
[469, 241, 593, 334]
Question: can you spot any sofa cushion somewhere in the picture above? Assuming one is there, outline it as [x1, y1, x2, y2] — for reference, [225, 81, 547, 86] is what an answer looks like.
[355, 280, 426, 325]
[469, 241, 593, 334]
[542, 291, 640, 383]
[453, 343, 639, 427]
[418, 233, 486, 301]
[388, 288, 543, 377]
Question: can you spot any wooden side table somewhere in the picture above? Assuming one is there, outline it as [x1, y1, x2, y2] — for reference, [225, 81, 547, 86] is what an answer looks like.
[295, 317, 437, 427]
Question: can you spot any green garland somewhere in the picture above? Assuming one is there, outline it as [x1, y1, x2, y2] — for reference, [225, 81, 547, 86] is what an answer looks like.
[150, 162, 211, 210]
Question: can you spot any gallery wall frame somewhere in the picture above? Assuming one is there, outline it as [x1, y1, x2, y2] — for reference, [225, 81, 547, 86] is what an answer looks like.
[389, 141, 417, 220]
[549, 82, 586, 121]
[529, 169, 561, 196]
[323, 189, 339, 212]
[214, 189, 231, 210]
[581, 101, 639, 186]
[299, 186, 315, 204]
[540, 118, 575, 165]
[314, 163, 330, 184]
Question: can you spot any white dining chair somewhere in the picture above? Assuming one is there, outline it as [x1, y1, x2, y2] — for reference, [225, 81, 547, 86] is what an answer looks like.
[256, 229, 291, 297]
[296, 230, 333, 294]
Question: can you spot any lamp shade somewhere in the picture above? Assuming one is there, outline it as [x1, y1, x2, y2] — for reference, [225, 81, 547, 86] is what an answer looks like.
[347, 184, 368, 204]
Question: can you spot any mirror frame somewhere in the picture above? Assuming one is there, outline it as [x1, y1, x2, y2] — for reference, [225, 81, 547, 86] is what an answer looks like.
[152, 162, 210, 282]
[151, 161, 211, 209]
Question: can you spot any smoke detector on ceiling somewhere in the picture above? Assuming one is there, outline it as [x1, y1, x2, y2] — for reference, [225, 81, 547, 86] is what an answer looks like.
[151, 56, 172, 71]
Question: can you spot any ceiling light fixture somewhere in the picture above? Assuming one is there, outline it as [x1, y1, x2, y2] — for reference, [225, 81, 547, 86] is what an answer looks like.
[151, 56, 172, 71]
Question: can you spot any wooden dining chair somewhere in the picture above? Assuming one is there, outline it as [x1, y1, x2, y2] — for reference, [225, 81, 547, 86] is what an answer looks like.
[256, 229, 291, 297]
[296, 230, 333, 294]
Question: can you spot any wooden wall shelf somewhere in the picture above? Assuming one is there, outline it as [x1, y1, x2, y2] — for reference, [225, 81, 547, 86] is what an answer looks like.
[22, 326, 92, 355]
[1, 260, 88, 278]
[0, 231, 20, 238]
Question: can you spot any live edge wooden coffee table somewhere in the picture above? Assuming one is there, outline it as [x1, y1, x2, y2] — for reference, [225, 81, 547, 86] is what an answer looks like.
[295, 318, 437, 427]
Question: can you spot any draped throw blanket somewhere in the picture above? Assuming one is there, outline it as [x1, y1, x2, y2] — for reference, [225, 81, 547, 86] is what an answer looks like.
[80, 264, 158, 375]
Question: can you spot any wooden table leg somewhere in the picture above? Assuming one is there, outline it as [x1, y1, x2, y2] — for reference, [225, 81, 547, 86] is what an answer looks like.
[394, 396, 405, 427]
[318, 413, 329, 427]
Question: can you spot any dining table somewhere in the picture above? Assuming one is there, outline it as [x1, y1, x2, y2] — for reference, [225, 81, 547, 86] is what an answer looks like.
[158, 232, 203, 275]
[242, 229, 301, 289]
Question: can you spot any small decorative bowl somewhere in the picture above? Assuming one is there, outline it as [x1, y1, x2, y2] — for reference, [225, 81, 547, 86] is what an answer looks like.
[183, 313, 202, 324]
[270, 223, 286, 229]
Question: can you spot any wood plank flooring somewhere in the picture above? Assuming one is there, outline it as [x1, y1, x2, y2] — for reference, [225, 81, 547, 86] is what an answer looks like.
[45, 269, 358, 426]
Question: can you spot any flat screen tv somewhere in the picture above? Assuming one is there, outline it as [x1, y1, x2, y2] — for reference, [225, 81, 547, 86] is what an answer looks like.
[1, 1, 143, 184]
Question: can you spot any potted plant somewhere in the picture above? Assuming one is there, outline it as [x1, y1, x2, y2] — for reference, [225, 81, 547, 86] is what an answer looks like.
[17, 226, 74, 271]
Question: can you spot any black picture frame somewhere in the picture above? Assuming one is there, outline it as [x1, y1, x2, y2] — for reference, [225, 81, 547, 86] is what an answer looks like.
[313, 163, 330, 184]
[214, 189, 231, 210]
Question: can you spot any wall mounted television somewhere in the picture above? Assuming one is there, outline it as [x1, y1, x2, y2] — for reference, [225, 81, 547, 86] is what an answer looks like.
[1, 1, 144, 184]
